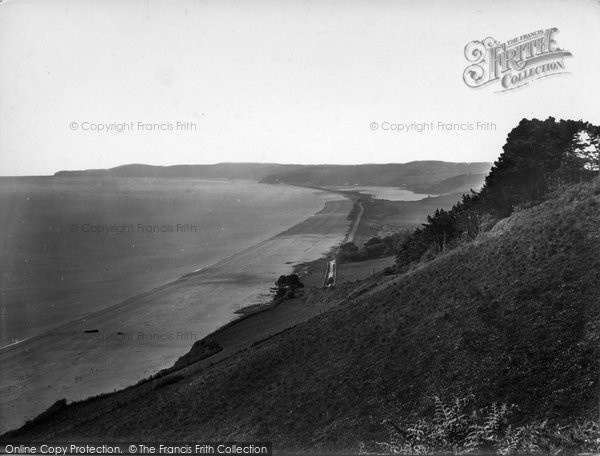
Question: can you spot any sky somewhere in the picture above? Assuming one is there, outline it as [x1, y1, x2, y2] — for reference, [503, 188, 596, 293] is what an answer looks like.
[0, 0, 599, 176]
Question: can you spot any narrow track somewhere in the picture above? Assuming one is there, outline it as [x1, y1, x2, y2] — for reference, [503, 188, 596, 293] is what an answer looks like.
[323, 200, 364, 288]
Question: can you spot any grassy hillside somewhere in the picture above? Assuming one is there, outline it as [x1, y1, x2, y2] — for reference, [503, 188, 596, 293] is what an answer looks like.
[5, 179, 600, 452]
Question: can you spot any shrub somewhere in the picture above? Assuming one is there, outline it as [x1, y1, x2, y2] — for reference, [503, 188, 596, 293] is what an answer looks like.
[377, 396, 600, 455]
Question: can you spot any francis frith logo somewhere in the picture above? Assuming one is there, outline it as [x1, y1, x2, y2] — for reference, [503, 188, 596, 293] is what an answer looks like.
[463, 28, 572, 91]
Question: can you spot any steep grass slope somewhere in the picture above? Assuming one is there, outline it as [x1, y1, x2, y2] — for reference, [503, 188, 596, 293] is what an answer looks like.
[5, 180, 600, 451]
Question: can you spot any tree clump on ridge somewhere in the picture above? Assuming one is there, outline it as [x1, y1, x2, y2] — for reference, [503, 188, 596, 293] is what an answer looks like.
[395, 117, 600, 270]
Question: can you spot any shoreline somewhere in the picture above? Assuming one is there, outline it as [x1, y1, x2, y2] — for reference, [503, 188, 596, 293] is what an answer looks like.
[0, 186, 357, 434]
[1, 186, 368, 438]
[0, 177, 335, 350]
[0, 184, 350, 355]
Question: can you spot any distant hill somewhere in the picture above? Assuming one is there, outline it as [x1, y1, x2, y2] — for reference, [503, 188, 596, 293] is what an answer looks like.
[54, 162, 491, 193]
[9, 177, 600, 451]
[410, 172, 487, 194]
[258, 161, 491, 189]
[54, 163, 301, 180]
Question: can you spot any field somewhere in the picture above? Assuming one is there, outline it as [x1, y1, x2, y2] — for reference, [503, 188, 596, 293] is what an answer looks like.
[350, 193, 465, 246]
[336, 256, 395, 283]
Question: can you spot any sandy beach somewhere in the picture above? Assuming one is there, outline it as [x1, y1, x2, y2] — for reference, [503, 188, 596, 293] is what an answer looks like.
[0, 196, 353, 434]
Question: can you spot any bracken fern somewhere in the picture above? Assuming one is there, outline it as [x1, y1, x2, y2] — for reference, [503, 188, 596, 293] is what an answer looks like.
[377, 396, 600, 455]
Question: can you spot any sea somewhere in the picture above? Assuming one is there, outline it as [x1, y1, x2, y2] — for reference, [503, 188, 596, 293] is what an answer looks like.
[0, 176, 334, 347]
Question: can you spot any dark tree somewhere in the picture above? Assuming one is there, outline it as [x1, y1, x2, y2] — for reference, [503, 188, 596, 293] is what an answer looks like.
[479, 117, 596, 216]
[395, 117, 599, 270]
[272, 274, 304, 299]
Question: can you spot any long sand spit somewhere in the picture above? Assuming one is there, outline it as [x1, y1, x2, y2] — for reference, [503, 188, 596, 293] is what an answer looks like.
[0, 196, 353, 434]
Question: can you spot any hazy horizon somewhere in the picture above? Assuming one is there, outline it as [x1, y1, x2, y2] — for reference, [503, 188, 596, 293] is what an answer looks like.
[0, 159, 496, 178]
[1, 0, 599, 176]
